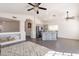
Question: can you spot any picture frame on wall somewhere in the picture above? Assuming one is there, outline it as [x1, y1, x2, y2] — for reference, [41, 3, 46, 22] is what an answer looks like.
[28, 22, 31, 28]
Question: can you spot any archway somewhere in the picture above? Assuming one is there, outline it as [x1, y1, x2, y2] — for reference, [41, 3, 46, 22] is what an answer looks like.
[25, 19, 32, 40]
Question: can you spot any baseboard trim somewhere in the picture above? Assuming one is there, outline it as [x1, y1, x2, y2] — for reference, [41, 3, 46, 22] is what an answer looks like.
[58, 37, 79, 40]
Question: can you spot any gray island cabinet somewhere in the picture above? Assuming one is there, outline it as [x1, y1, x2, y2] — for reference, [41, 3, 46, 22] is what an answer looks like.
[42, 31, 58, 40]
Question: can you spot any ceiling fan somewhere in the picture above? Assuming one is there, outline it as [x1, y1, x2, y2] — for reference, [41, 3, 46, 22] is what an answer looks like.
[27, 3, 47, 14]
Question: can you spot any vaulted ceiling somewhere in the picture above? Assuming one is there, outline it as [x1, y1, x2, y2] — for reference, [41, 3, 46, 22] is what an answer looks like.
[0, 3, 78, 21]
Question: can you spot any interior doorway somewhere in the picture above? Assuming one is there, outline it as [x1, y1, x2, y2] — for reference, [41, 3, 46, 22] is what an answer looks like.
[36, 24, 44, 41]
[25, 19, 32, 40]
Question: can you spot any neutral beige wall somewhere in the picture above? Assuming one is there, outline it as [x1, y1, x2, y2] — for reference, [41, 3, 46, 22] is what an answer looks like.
[2, 21, 20, 32]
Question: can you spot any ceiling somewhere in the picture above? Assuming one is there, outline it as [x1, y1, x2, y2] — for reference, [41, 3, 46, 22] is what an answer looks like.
[0, 3, 78, 21]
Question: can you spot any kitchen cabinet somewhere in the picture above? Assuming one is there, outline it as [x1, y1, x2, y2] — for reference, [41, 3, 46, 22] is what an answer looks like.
[42, 31, 58, 40]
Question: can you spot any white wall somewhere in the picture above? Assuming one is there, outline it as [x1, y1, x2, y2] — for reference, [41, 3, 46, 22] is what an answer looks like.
[0, 12, 43, 39]
[0, 3, 79, 40]
[43, 4, 79, 40]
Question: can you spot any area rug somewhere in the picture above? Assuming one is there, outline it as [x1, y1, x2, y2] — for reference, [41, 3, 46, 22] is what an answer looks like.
[1, 41, 51, 56]
[1, 41, 79, 56]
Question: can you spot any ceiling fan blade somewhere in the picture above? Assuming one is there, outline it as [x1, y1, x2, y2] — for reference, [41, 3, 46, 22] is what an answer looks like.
[39, 7, 47, 10]
[37, 10, 39, 14]
[27, 8, 34, 11]
[28, 3, 35, 7]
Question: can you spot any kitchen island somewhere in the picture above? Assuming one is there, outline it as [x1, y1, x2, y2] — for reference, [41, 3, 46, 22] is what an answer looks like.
[42, 31, 58, 40]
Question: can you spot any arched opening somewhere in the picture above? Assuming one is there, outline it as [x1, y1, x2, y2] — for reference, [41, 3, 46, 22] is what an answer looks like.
[25, 19, 32, 40]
